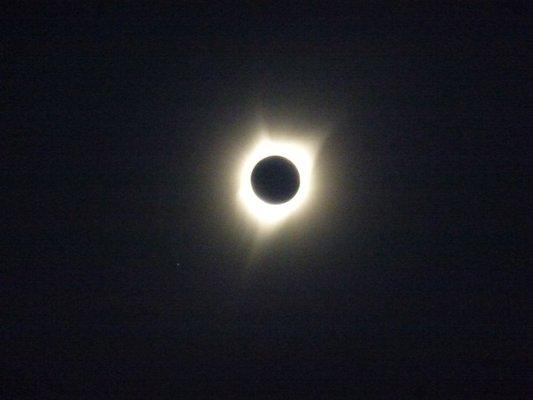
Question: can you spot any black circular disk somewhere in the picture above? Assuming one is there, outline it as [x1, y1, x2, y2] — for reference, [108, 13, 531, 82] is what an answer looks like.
[251, 156, 300, 204]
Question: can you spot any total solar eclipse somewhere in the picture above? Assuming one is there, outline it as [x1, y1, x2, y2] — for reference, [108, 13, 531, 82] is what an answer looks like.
[251, 156, 300, 204]
[238, 136, 317, 227]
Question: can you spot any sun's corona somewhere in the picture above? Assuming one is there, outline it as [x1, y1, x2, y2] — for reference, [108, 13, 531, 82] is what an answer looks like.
[238, 135, 316, 226]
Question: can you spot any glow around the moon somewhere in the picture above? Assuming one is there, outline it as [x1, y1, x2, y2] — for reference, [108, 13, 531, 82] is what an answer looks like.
[238, 133, 318, 227]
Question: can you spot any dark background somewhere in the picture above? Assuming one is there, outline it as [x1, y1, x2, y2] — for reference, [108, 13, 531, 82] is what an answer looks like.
[4, 3, 530, 398]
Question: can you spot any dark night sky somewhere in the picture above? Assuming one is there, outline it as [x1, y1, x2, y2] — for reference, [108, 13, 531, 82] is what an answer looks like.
[4, 3, 530, 398]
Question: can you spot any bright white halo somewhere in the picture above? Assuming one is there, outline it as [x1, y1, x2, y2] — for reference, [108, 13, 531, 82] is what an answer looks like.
[238, 135, 316, 226]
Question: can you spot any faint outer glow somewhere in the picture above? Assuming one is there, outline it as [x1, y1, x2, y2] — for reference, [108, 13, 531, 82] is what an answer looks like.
[238, 134, 316, 226]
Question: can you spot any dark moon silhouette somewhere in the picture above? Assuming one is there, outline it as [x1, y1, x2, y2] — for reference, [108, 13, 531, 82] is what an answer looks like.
[251, 156, 300, 204]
